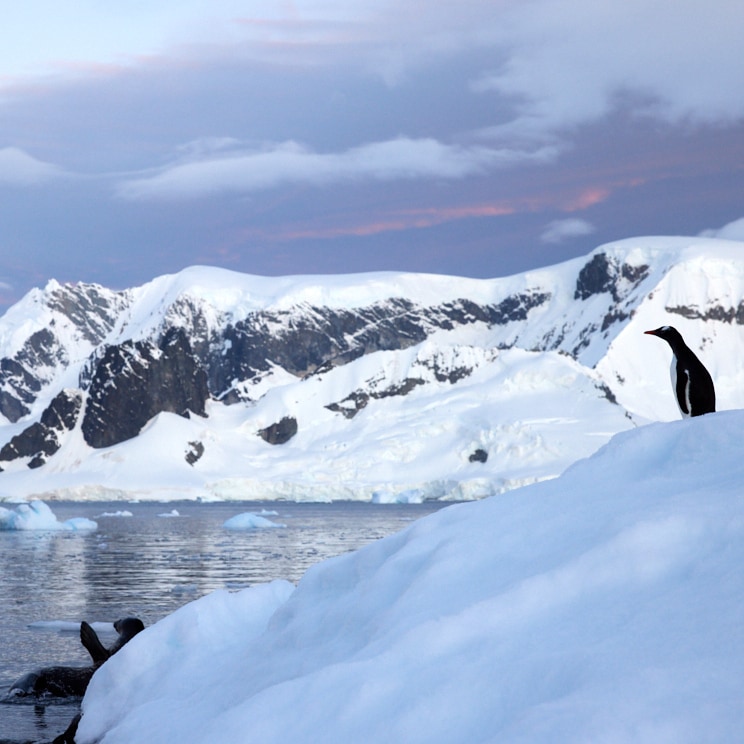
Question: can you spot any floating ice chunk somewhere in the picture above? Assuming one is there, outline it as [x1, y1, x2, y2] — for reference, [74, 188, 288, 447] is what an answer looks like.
[28, 620, 115, 635]
[65, 517, 99, 531]
[0, 501, 97, 531]
[171, 584, 200, 596]
[97, 510, 134, 518]
[371, 488, 427, 504]
[223, 512, 286, 530]
[158, 509, 181, 518]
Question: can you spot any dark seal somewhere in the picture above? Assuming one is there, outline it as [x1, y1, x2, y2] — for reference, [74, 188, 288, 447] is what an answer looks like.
[6, 617, 144, 699]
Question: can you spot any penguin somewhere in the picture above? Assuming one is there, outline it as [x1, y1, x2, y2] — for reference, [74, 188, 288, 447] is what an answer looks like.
[644, 325, 716, 417]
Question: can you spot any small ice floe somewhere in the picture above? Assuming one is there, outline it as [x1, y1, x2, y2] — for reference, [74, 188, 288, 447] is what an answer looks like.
[158, 509, 182, 518]
[223, 512, 286, 530]
[0, 501, 97, 531]
[171, 584, 199, 597]
[28, 620, 115, 635]
[371, 488, 427, 504]
[96, 510, 134, 518]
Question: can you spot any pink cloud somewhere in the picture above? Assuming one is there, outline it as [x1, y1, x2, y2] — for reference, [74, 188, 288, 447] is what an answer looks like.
[247, 179, 627, 244]
[253, 200, 521, 242]
[561, 187, 611, 212]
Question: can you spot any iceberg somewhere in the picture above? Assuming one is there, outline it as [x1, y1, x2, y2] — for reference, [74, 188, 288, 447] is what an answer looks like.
[223, 512, 286, 530]
[0, 501, 97, 531]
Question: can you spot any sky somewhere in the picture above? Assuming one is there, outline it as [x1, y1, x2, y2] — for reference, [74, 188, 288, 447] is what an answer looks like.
[0, 0, 743, 311]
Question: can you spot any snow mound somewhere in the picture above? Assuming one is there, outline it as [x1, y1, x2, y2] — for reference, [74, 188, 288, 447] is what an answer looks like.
[77, 410, 744, 743]
[0, 500, 97, 531]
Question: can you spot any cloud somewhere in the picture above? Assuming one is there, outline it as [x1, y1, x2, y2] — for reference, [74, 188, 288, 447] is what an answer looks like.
[540, 218, 595, 244]
[0, 147, 62, 185]
[116, 137, 558, 201]
[217, 1, 744, 139]
[699, 217, 744, 242]
[472, 0, 744, 141]
[267, 201, 521, 241]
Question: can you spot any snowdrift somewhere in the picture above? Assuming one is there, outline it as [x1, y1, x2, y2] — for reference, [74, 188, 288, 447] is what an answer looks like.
[77, 410, 744, 743]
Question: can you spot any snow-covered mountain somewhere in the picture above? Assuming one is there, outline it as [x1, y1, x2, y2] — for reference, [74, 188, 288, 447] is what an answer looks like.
[1, 235, 742, 502]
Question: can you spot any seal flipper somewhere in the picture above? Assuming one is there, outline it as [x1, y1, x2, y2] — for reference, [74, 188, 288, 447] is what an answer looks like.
[53, 713, 81, 744]
[80, 621, 110, 663]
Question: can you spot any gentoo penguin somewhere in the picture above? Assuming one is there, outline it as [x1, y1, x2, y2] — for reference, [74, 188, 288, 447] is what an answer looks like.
[644, 326, 716, 417]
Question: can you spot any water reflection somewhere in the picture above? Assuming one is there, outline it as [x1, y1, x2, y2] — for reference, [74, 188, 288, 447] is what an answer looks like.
[0, 500, 449, 743]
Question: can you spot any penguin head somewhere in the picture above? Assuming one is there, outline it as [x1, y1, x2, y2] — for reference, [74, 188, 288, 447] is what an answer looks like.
[644, 325, 685, 349]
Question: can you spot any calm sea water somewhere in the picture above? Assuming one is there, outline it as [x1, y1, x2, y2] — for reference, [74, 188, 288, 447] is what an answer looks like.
[0, 500, 450, 744]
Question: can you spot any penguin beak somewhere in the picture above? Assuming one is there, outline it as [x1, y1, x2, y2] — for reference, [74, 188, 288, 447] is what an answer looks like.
[644, 329, 658, 336]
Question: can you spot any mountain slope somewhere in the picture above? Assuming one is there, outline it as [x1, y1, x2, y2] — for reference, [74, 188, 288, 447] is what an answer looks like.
[0, 235, 742, 501]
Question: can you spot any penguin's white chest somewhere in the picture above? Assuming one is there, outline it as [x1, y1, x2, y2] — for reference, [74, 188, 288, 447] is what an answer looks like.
[670, 356, 691, 418]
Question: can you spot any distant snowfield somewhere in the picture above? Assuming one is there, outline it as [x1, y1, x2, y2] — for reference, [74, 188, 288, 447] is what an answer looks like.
[0, 341, 634, 504]
[76, 410, 744, 743]
[1, 235, 744, 503]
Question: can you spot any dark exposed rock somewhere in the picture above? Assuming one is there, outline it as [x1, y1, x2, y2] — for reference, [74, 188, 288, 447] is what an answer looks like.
[258, 416, 298, 445]
[326, 391, 370, 420]
[81, 328, 208, 449]
[207, 293, 549, 401]
[601, 309, 630, 332]
[208, 298, 428, 397]
[571, 324, 600, 357]
[574, 253, 649, 302]
[41, 388, 83, 431]
[596, 382, 618, 405]
[418, 357, 474, 384]
[0, 389, 83, 466]
[46, 283, 130, 344]
[28, 454, 46, 469]
[378, 378, 426, 398]
[666, 302, 744, 324]
[324, 347, 481, 420]
[185, 440, 205, 466]
[0, 340, 54, 422]
[325, 378, 427, 419]
[0, 283, 130, 423]
[0, 328, 67, 425]
[469, 448, 488, 463]
[575, 253, 615, 300]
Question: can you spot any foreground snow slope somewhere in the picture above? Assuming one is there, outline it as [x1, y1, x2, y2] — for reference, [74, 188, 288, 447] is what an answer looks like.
[78, 410, 744, 743]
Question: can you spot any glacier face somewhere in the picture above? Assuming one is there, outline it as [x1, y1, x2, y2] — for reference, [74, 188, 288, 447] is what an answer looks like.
[0, 236, 742, 501]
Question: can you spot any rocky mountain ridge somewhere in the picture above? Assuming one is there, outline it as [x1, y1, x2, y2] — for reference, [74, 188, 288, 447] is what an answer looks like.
[0, 236, 742, 500]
